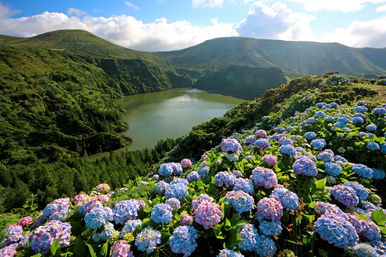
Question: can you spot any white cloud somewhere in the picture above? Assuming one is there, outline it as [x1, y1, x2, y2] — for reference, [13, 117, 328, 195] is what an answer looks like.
[124, 1, 139, 10]
[0, 2, 18, 18]
[67, 8, 87, 16]
[376, 4, 386, 11]
[291, 0, 386, 12]
[192, 0, 225, 8]
[236, 1, 315, 41]
[322, 16, 386, 47]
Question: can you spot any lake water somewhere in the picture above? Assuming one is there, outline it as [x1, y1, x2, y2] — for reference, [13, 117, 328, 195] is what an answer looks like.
[117, 88, 244, 150]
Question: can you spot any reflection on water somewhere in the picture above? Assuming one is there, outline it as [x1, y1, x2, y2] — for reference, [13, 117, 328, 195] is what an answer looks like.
[116, 88, 244, 150]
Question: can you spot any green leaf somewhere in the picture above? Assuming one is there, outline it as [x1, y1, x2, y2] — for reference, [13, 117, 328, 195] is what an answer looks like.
[380, 226, 386, 236]
[100, 242, 109, 257]
[308, 201, 316, 208]
[31, 254, 43, 257]
[86, 243, 97, 257]
[74, 238, 86, 257]
[315, 177, 326, 191]
[213, 224, 226, 240]
[354, 212, 369, 220]
[50, 240, 60, 256]
[371, 209, 386, 226]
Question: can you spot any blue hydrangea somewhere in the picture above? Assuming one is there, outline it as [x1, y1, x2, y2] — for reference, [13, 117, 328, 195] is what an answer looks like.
[381, 143, 386, 154]
[310, 139, 327, 150]
[358, 220, 381, 243]
[217, 249, 244, 257]
[135, 226, 161, 254]
[165, 181, 188, 200]
[316, 102, 327, 108]
[120, 219, 142, 238]
[151, 204, 173, 224]
[43, 198, 71, 221]
[315, 214, 358, 249]
[371, 168, 385, 180]
[197, 165, 210, 178]
[366, 142, 380, 151]
[279, 145, 296, 156]
[170, 178, 189, 186]
[166, 198, 181, 209]
[258, 221, 282, 237]
[352, 117, 364, 125]
[331, 185, 359, 207]
[337, 116, 350, 123]
[352, 164, 373, 178]
[256, 235, 277, 257]
[274, 127, 286, 132]
[270, 186, 299, 211]
[293, 156, 318, 176]
[328, 102, 339, 108]
[317, 149, 334, 163]
[344, 182, 369, 200]
[357, 100, 368, 105]
[354, 106, 368, 113]
[92, 222, 115, 242]
[304, 132, 316, 140]
[325, 163, 341, 176]
[305, 117, 316, 124]
[366, 124, 377, 132]
[244, 135, 256, 144]
[158, 163, 174, 176]
[353, 113, 366, 119]
[315, 111, 326, 118]
[154, 181, 168, 194]
[254, 138, 271, 149]
[84, 206, 113, 230]
[215, 171, 236, 187]
[113, 200, 144, 225]
[171, 163, 184, 175]
[335, 155, 348, 162]
[333, 121, 346, 129]
[169, 226, 198, 257]
[349, 243, 378, 257]
[325, 116, 335, 122]
[237, 224, 260, 252]
[295, 147, 307, 153]
[252, 167, 278, 188]
[233, 178, 254, 195]
[187, 171, 201, 182]
[372, 107, 386, 115]
[278, 137, 293, 145]
[221, 138, 242, 153]
[225, 190, 254, 213]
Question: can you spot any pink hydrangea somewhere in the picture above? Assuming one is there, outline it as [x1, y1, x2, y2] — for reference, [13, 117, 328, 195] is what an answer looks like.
[194, 201, 222, 229]
[181, 159, 193, 169]
[18, 216, 33, 227]
[262, 154, 278, 167]
[255, 129, 268, 138]
[256, 197, 283, 221]
[73, 194, 89, 206]
[112, 240, 134, 257]
[252, 167, 278, 188]
[180, 212, 194, 226]
[192, 194, 214, 210]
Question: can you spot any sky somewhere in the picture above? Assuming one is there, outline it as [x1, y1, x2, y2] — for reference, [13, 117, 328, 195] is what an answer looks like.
[1, 0, 386, 51]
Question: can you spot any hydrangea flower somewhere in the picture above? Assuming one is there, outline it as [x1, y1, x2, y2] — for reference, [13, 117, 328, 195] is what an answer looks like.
[258, 220, 282, 236]
[169, 226, 198, 257]
[43, 198, 71, 221]
[324, 163, 341, 176]
[170, 178, 189, 186]
[330, 185, 359, 207]
[192, 194, 214, 209]
[381, 143, 386, 154]
[95, 183, 110, 193]
[252, 167, 278, 188]
[187, 171, 201, 182]
[255, 129, 268, 138]
[352, 117, 364, 125]
[0, 245, 17, 257]
[112, 240, 134, 257]
[238, 224, 260, 252]
[354, 106, 368, 113]
[166, 198, 181, 209]
[344, 182, 369, 200]
[315, 111, 326, 118]
[278, 137, 293, 145]
[293, 156, 318, 176]
[352, 164, 373, 178]
[262, 154, 277, 167]
[233, 178, 254, 195]
[217, 249, 245, 257]
[335, 155, 348, 162]
[348, 243, 378, 257]
[270, 186, 299, 211]
[279, 145, 296, 156]
[315, 214, 358, 249]
[215, 171, 236, 187]
[366, 124, 377, 132]
[233, 170, 243, 177]
[73, 194, 89, 206]
[151, 204, 173, 224]
[366, 142, 380, 151]
[314, 202, 348, 219]
[221, 138, 242, 153]
[310, 139, 327, 150]
[154, 181, 169, 194]
[181, 159, 192, 168]
[1, 224, 26, 248]
[158, 163, 174, 176]
[197, 165, 210, 178]
[165, 181, 188, 200]
[113, 199, 144, 225]
[304, 132, 317, 140]
[135, 226, 161, 254]
[325, 116, 335, 122]
[372, 107, 386, 115]
[120, 219, 142, 238]
[371, 168, 385, 180]
[92, 222, 115, 242]
[18, 216, 33, 227]
[79, 198, 103, 216]
[30, 220, 71, 254]
[257, 235, 277, 257]
[244, 135, 256, 144]
[225, 190, 254, 213]
[255, 197, 283, 221]
[180, 212, 194, 226]
[194, 201, 222, 229]
[317, 149, 334, 163]
[254, 138, 271, 149]
[357, 220, 381, 242]
[85, 206, 113, 230]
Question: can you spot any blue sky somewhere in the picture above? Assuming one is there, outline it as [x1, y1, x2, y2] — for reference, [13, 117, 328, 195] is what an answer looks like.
[1, 0, 386, 51]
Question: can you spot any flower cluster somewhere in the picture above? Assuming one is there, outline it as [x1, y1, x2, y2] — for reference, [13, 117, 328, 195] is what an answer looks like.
[310, 139, 326, 150]
[169, 226, 198, 256]
[270, 186, 299, 211]
[181, 158, 193, 168]
[221, 138, 242, 153]
[113, 199, 144, 225]
[252, 167, 278, 188]
[150, 204, 173, 224]
[293, 156, 318, 176]
[165, 180, 189, 200]
[120, 219, 142, 238]
[95, 183, 111, 193]
[330, 185, 359, 207]
[233, 178, 254, 195]
[225, 190, 254, 213]
[193, 195, 222, 229]
[134, 226, 161, 254]
[112, 240, 134, 257]
[254, 138, 271, 149]
[43, 198, 71, 221]
[215, 171, 236, 187]
[255, 197, 283, 221]
[262, 154, 277, 167]
[84, 206, 113, 230]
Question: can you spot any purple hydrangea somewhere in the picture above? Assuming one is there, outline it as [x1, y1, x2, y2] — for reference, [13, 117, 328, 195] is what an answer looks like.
[324, 163, 341, 176]
[315, 214, 358, 249]
[254, 138, 271, 149]
[352, 164, 373, 178]
[85, 206, 113, 230]
[317, 149, 334, 163]
[255, 197, 283, 221]
[180, 213, 194, 226]
[270, 186, 299, 211]
[154, 180, 169, 194]
[278, 137, 293, 145]
[279, 145, 296, 156]
[187, 171, 201, 182]
[358, 220, 381, 242]
[225, 190, 254, 213]
[112, 240, 134, 257]
[244, 135, 256, 144]
[194, 201, 222, 229]
[165, 181, 188, 200]
[43, 198, 71, 221]
[150, 204, 173, 224]
[258, 220, 282, 236]
[169, 226, 198, 257]
[215, 171, 236, 187]
[304, 131, 317, 140]
[366, 124, 377, 132]
[344, 182, 369, 200]
[233, 178, 254, 195]
[79, 199, 103, 216]
[372, 107, 386, 115]
[237, 224, 260, 252]
[113, 199, 144, 225]
[120, 219, 142, 238]
[314, 202, 348, 218]
[310, 139, 327, 150]
[255, 130, 268, 138]
[1, 224, 27, 248]
[181, 159, 192, 169]
[166, 198, 181, 209]
[366, 142, 380, 151]
[217, 249, 245, 257]
[233, 170, 243, 177]
[135, 226, 161, 254]
[330, 185, 359, 207]
[30, 220, 71, 254]
[293, 156, 318, 176]
[262, 154, 277, 167]
[0, 245, 17, 257]
[192, 194, 214, 209]
[92, 222, 115, 242]
[221, 138, 242, 153]
[252, 167, 278, 188]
